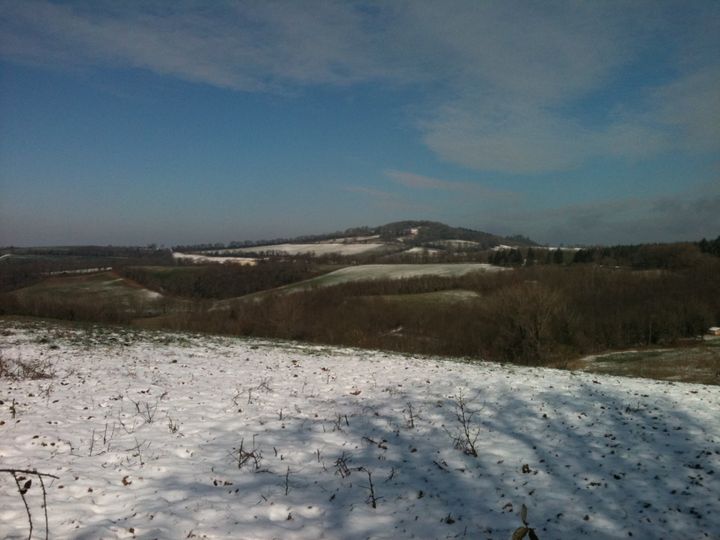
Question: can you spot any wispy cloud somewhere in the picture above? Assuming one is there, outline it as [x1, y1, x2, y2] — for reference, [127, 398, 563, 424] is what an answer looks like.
[343, 185, 433, 214]
[1, 0, 718, 175]
[385, 169, 518, 200]
[386, 169, 474, 192]
[0, 1, 408, 91]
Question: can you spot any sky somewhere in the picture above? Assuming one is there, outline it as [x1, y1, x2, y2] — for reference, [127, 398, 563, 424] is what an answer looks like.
[0, 1, 719, 247]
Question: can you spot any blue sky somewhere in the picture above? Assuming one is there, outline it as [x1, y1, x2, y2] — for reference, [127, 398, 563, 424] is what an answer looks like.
[1, 1, 718, 246]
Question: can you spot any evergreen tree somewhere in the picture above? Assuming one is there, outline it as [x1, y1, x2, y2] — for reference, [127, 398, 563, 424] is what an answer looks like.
[509, 249, 524, 266]
[525, 247, 536, 265]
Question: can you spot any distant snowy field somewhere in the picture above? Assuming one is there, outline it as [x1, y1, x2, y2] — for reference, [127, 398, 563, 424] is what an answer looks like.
[294, 263, 504, 289]
[172, 252, 258, 265]
[1, 320, 719, 539]
[204, 243, 387, 256]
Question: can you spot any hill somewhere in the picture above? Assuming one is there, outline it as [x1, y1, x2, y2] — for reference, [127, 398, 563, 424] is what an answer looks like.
[176, 220, 535, 254]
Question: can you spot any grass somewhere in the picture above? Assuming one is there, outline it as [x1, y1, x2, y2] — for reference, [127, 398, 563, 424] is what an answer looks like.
[571, 338, 720, 385]
[11, 271, 159, 303]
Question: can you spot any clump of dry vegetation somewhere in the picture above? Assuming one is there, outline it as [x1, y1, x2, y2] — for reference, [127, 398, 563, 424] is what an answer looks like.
[0, 352, 54, 380]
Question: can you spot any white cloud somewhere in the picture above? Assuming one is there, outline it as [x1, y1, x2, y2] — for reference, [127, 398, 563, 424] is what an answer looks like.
[1, 0, 718, 174]
[0, 1, 405, 91]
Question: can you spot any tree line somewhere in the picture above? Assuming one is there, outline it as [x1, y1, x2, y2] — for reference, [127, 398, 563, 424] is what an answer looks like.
[156, 256, 720, 366]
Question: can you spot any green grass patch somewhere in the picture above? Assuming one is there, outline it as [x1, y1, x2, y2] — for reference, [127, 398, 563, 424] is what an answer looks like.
[13, 271, 158, 303]
[579, 345, 720, 385]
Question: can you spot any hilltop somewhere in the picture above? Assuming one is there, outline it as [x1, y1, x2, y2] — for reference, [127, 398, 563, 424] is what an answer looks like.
[174, 220, 536, 254]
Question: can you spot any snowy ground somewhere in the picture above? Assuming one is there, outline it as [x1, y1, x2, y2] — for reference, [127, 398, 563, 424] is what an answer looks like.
[289, 263, 504, 290]
[1, 319, 719, 540]
[172, 252, 258, 265]
[203, 243, 387, 256]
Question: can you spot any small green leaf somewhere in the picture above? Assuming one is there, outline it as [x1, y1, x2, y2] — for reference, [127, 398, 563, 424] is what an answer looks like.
[520, 503, 528, 525]
[512, 526, 528, 540]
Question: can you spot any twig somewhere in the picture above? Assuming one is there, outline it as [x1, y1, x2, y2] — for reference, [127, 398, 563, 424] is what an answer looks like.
[38, 473, 50, 540]
[12, 471, 32, 540]
[1, 469, 59, 540]
[357, 467, 379, 508]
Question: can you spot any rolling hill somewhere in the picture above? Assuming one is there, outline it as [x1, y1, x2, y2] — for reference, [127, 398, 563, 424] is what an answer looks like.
[179, 221, 536, 258]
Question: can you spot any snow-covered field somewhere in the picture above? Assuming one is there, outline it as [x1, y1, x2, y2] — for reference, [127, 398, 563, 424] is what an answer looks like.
[172, 252, 257, 265]
[291, 263, 504, 289]
[427, 240, 480, 248]
[402, 247, 441, 256]
[204, 243, 387, 256]
[1, 319, 719, 539]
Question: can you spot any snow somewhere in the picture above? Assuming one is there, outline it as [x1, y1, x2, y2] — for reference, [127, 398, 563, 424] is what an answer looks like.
[46, 267, 114, 276]
[171, 252, 257, 266]
[297, 263, 504, 288]
[428, 240, 480, 248]
[315, 235, 381, 244]
[206, 243, 387, 256]
[1, 319, 719, 539]
[403, 247, 441, 255]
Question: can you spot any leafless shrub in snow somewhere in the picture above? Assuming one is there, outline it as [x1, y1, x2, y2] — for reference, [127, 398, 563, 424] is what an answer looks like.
[256, 377, 272, 393]
[130, 398, 158, 424]
[0, 352, 54, 380]
[0, 352, 10, 378]
[446, 391, 481, 457]
[88, 422, 117, 456]
[404, 401, 417, 429]
[233, 437, 263, 471]
[328, 413, 350, 432]
[125, 438, 151, 467]
[231, 386, 243, 409]
[357, 467, 379, 508]
[334, 451, 352, 478]
[167, 415, 180, 435]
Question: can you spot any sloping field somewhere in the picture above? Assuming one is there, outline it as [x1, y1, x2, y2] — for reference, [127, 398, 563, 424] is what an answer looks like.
[10, 271, 161, 303]
[427, 239, 480, 248]
[573, 339, 720, 385]
[172, 252, 257, 265]
[287, 263, 504, 289]
[206, 243, 389, 256]
[365, 289, 481, 305]
[1, 319, 718, 539]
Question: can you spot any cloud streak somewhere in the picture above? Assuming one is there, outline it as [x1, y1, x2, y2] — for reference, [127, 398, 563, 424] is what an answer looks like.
[343, 185, 433, 214]
[385, 169, 518, 200]
[0, 1, 406, 91]
[1, 0, 718, 176]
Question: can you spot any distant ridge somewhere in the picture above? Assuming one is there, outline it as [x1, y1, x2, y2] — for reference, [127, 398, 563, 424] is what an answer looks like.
[208, 220, 536, 251]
